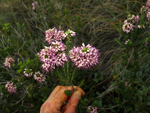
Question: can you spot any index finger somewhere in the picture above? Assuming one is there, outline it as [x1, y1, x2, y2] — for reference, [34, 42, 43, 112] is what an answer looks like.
[63, 90, 84, 113]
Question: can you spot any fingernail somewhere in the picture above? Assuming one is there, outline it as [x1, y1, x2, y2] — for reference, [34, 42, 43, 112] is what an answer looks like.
[74, 91, 82, 99]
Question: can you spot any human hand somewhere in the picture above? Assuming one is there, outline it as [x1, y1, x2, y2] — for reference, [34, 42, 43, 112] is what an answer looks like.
[40, 85, 85, 113]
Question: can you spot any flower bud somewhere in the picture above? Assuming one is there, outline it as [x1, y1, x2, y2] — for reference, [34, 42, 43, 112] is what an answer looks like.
[146, 1, 150, 7]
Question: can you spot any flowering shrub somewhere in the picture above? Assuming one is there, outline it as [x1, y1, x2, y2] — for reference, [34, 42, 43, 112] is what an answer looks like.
[0, 24, 100, 112]
[1, 0, 150, 113]
[111, 0, 150, 112]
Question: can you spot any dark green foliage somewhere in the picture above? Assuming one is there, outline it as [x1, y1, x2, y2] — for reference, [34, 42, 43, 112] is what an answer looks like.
[0, 0, 150, 113]
[64, 90, 72, 97]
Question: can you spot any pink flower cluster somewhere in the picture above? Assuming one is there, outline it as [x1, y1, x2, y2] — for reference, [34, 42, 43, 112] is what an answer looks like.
[122, 13, 142, 33]
[146, 0, 150, 7]
[69, 43, 99, 69]
[52, 41, 66, 52]
[122, 20, 134, 33]
[38, 28, 76, 72]
[32, 1, 38, 10]
[23, 69, 33, 77]
[68, 29, 76, 37]
[132, 15, 140, 24]
[141, 1, 150, 13]
[125, 39, 130, 45]
[40, 27, 99, 71]
[140, 1, 150, 20]
[38, 46, 68, 72]
[130, 0, 150, 23]
[34, 71, 46, 83]
[147, 12, 150, 20]
[121, 0, 150, 34]
[45, 28, 67, 44]
[125, 81, 131, 87]
[23, 69, 46, 83]
[4, 57, 15, 68]
[5, 82, 17, 94]
[87, 106, 98, 113]
[145, 43, 148, 47]
[45, 28, 76, 44]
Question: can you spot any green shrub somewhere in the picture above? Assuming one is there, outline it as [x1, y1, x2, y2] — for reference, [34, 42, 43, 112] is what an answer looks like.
[0, 0, 150, 113]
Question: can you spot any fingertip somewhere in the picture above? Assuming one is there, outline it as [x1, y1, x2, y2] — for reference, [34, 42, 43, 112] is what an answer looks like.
[74, 91, 82, 99]
[67, 86, 85, 96]
[63, 91, 82, 113]
[82, 91, 85, 96]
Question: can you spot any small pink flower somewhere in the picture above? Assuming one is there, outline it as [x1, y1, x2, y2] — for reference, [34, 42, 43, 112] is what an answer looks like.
[34, 71, 46, 83]
[5, 82, 16, 94]
[32, 1, 38, 10]
[4, 57, 15, 68]
[127, 14, 135, 20]
[144, 43, 148, 47]
[132, 15, 140, 23]
[125, 39, 130, 45]
[146, 1, 150, 7]
[56, 30, 67, 40]
[32, 3, 35, 10]
[140, 5, 147, 13]
[87, 106, 98, 113]
[23, 69, 33, 77]
[45, 28, 57, 44]
[55, 53, 68, 67]
[122, 22, 134, 33]
[147, 12, 150, 20]
[125, 82, 131, 87]
[38, 46, 57, 63]
[148, 26, 150, 31]
[68, 29, 76, 37]
[52, 41, 66, 52]
[41, 58, 56, 72]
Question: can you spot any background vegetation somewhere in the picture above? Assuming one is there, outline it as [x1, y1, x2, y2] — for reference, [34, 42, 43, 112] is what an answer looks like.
[0, 0, 150, 113]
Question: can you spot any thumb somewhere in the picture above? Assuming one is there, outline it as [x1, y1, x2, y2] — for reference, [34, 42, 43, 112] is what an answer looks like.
[63, 91, 82, 113]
